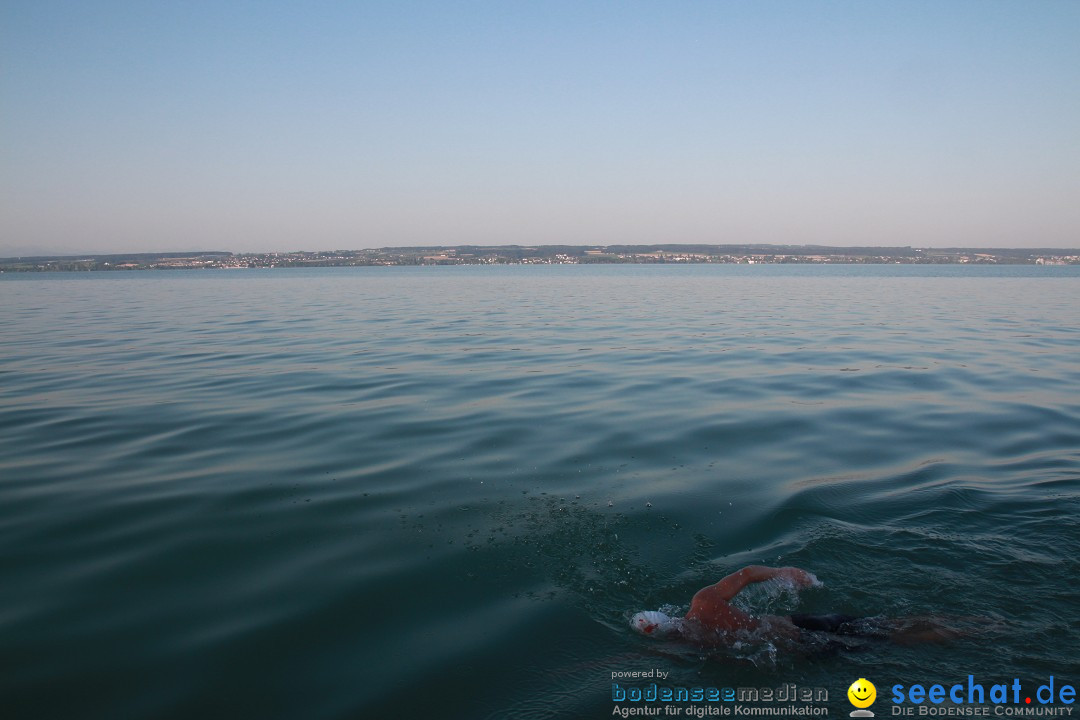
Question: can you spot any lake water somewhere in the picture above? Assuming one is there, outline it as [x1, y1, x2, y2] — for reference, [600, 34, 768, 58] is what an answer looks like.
[2, 265, 1078, 719]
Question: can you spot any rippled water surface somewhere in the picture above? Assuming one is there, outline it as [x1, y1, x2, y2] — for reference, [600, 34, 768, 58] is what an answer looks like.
[2, 265, 1078, 719]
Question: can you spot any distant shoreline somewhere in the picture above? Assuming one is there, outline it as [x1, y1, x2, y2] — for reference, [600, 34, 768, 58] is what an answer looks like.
[2, 244, 1078, 271]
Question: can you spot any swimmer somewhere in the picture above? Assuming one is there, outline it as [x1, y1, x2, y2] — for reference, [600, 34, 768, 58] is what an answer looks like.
[631, 565, 960, 647]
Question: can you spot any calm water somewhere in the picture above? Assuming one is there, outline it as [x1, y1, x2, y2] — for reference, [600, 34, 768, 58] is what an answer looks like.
[2, 265, 1078, 719]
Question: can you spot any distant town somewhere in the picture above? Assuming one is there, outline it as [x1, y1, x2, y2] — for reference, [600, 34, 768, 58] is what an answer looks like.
[1, 244, 1078, 271]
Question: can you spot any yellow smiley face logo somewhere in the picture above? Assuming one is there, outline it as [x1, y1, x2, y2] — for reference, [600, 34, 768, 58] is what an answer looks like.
[848, 678, 876, 708]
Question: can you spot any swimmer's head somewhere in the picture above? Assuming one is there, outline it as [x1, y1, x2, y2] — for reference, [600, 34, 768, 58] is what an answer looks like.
[631, 610, 680, 637]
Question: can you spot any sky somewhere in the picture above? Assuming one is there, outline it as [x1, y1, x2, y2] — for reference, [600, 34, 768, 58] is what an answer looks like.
[2, 1, 1079, 255]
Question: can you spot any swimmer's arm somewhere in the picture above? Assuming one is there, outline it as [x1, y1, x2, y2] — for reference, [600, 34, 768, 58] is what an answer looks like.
[704, 566, 815, 601]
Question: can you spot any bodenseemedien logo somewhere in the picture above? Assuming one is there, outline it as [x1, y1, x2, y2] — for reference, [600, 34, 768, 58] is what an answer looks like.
[848, 678, 876, 717]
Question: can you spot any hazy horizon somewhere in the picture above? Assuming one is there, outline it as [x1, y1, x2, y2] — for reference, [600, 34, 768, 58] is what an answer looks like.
[3, 1, 1079, 256]
[6, 242, 1080, 261]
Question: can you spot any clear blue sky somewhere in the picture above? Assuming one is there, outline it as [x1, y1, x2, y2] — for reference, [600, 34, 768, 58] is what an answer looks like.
[2, 0, 1079, 254]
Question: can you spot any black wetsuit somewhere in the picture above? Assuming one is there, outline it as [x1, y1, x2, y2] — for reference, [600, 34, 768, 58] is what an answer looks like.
[789, 613, 860, 634]
[789, 613, 891, 642]
[787, 614, 895, 657]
